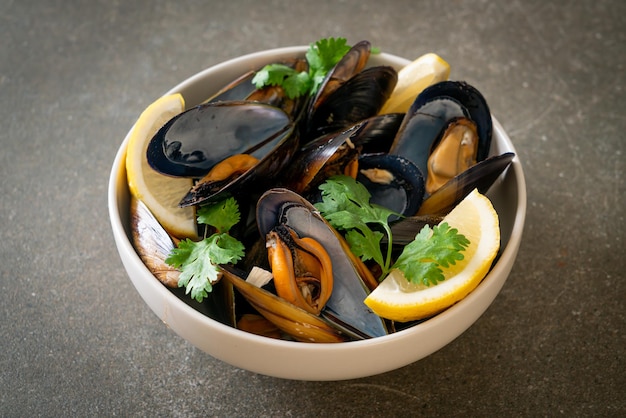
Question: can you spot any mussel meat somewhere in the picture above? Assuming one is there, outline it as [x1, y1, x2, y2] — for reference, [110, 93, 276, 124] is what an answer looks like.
[266, 224, 333, 315]
[255, 188, 388, 340]
[356, 152, 425, 218]
[387, 80, 513, 215]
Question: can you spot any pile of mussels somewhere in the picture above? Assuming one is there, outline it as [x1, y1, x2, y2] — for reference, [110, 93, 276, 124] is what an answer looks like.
[131, 40, 515, 343]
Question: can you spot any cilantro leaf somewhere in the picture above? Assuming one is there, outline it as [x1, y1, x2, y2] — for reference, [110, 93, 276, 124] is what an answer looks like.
[197, 197, 240, 233]
[314, 175, 470, 286]
[316, 175, 397, 229]
[345, 228, 386, 268]
[306, 37, 349, 71]
[166, 198, 245, 303]
[315, 175, 397, 276]
[281, 70, 312, 100]
[251, 63, 305, 98]
[392, 223, 470, 286]
[166, 234, 245, 303]
[252, 37, 351, 99]
[306, 37, 351, 95]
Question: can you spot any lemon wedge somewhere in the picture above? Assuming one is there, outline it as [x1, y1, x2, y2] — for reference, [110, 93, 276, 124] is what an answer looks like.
[364, 189, 500, 322]
[379, 53, 451, 114]
[126, 94, 197, 239]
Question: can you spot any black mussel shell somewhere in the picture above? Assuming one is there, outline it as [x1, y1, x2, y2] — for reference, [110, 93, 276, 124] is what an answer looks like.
[305, 66, 398, 140]
[417, 152, 515, 215]
[357, 113, 405, 155]
[307, 40, 371, 119]
[256, 188, 388, 339]
[356, 153, 425, 218]
[147, 101, 293, 178]
[205, 70, 258, 104]
[390, 80, 493, 178]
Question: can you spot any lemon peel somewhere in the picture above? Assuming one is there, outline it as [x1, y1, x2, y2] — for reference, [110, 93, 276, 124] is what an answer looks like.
[364, 189, 500, 322]
[125, 94, 197, 239]
[380, 53, 451, 114]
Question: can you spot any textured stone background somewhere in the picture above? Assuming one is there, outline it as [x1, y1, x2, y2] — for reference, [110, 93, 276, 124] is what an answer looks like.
[1, 0, 624, 416]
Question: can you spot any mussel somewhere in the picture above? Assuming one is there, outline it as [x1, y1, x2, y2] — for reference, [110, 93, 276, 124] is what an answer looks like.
[266, 224, 333, 315]
[249, 188, 388, 340]
[130, 196, 236, 327]
[221, 266, 349, 343]
[388, 80, 513, 215]
[302, 40, 399, 142]
[305, 65, 398, 140]
[356, 152, 425, 218]
[146, 101, 298, 206]
[130, 42, 516, 344]
[205, 57, 308, 118]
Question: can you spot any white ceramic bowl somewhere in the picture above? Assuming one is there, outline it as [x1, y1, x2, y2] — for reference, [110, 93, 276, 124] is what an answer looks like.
[108, 47, 527, 381]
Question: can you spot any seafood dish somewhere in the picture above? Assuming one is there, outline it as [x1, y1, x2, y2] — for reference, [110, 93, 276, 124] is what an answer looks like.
[129, 39, 515, 343]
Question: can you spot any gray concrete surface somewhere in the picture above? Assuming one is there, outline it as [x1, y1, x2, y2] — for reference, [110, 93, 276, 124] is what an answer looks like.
[1, 0, 624, 416]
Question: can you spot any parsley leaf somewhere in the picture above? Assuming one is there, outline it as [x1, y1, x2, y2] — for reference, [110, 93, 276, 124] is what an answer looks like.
[197, 197, 241, 233]
[392, 223, 470, 286]
[345, 228, 386, 269]
[315, 175, 470, 286]
[166, 234, 244, 302]
[165, 197, 245, 303]
[306, 37, 351, 95]
[315, 175, 397, 276]
[252, 37, 351, 99]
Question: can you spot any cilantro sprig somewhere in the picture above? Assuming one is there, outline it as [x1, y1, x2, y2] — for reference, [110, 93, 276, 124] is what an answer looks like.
[393, 222, 470, 286]
[166, 197, 245, 303]
[315, 175, 470, 286]
[315, 175, 397, 274]
[252, 37, 351, 99]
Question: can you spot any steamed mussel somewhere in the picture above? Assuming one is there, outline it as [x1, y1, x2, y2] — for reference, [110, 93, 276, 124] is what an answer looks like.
[131, 39, 516, 343]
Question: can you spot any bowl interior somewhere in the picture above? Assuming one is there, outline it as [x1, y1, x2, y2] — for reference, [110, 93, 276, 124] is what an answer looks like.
[108, 47, 527, 380]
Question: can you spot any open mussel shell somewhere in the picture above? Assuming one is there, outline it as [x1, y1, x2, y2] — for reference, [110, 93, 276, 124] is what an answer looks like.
[305, 65, 398, 140]
[256, 188, 388, 339]
[129, 196, 235, 326]
[147, 101, 294, 178]
[205, 57, 308, 118]
[282, 122, 363, 195]
[307, 40, 371, 115]
[130, 196, 181, 288]
[221, 266, 349, 343]
[389, 80, 493, 180]
[282, 113, 404, 198]
[356, 153, 425, 218]
[417, 152, 515, 216]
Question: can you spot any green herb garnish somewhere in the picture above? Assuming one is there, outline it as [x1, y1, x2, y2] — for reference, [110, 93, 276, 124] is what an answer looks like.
[166, 197, 245, 302]
[392, 223, 470, 286]
[315, 175, 470, 285]
[315, 175, 397, 275]
[252, 37, 351, 99]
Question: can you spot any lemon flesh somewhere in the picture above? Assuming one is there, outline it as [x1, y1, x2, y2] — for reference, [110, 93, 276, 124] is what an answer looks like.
[379, 53, 451, 115]
[364, 189, 500, 322]
[125, 94, 197, 239]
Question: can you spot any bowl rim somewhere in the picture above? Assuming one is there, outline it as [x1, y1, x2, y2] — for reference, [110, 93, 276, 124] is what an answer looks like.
[108, 46, 527, 379]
